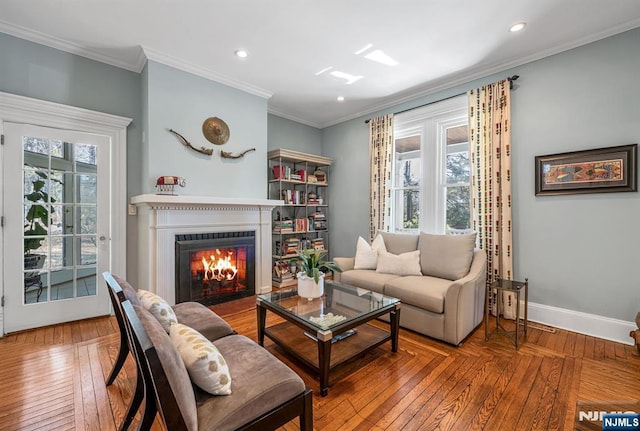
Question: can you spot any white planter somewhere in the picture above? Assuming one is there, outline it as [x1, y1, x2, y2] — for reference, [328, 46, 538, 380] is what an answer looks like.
[297, 272, 325, 299]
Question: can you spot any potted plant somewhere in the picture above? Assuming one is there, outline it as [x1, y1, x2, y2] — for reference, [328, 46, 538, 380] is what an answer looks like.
[24, 167, 59, 270]
[294, 248, 341, 299]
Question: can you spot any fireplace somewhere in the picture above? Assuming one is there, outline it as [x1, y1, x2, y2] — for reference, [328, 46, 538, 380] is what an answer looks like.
[175, 231, 256, 305]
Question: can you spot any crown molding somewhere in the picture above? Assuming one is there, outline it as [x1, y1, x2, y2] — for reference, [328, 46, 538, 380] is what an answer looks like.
[142, 46, 273, 100]
[0, 19, 144, 72]
[267, 107, 322, 129]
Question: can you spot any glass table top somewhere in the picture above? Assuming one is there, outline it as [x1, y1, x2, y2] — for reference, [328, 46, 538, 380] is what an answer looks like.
[257, 281, 400, 331]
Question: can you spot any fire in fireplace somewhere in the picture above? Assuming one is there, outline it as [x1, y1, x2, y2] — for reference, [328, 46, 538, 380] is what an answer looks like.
[175, 231, 255, 305]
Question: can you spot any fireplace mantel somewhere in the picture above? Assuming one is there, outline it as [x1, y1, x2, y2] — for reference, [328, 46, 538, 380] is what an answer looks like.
[132, 194, 282, 304]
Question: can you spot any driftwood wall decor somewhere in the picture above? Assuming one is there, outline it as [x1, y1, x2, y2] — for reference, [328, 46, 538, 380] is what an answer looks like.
[168, 129, 213, 156]
[221, 148, 256, 159]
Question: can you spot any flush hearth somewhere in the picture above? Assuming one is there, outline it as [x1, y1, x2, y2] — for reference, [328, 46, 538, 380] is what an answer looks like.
[175, 231, 255, 305]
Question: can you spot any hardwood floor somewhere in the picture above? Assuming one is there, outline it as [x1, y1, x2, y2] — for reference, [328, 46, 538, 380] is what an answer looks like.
[0, 298, 638, 430]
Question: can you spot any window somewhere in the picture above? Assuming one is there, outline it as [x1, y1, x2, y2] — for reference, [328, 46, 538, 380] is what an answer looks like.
[392, 95, 470, 234]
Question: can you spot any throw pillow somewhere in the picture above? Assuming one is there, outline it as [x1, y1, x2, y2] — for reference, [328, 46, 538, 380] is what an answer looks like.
[170, 323, 232, 395]
[354, 235, 387, 269]
[418, 232, 477, 280]
[376, 250, 422, 276]
[137, 289, 178, 333]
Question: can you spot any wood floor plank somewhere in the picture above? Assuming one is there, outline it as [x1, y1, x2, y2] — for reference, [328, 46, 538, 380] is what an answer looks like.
[1, 296, 638, 431]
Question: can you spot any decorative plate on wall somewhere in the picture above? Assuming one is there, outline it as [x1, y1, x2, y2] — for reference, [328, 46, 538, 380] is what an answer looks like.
[202, 117, 230, 145]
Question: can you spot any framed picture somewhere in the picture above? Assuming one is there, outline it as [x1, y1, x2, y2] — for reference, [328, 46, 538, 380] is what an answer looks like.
[535, 144, 637, 195]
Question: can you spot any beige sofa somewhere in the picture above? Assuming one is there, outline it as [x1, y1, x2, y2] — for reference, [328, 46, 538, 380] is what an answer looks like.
[333, 231, 487, 345]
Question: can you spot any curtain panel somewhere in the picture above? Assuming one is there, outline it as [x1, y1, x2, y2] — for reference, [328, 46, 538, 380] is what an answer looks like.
[368, 115, 394, 241]
[468, 80, 515, 318]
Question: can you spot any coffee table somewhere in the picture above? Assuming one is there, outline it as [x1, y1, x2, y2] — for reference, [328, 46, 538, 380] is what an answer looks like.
[257, 280, 401, 396]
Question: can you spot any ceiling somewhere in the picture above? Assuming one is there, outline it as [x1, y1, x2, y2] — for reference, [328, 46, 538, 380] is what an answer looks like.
[1, 1, 640, 129]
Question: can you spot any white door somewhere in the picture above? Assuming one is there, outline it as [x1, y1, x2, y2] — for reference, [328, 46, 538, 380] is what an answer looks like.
[3, 122, 111, 332]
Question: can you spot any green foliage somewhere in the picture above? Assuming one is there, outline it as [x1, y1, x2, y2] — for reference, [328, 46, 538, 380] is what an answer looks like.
[294, 249, 342, 284]
[24, 167, 60, 255]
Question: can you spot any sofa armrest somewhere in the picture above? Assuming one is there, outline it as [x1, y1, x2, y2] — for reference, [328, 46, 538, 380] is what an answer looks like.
[443, 249, 487, 344]
[332, 257, 355, 283]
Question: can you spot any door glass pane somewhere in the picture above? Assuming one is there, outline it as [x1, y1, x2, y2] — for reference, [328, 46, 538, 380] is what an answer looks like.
[22, 136, 98, 304]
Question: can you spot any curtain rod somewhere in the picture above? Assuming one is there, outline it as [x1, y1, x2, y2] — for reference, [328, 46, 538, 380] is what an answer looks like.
[365, 74, 519, 123]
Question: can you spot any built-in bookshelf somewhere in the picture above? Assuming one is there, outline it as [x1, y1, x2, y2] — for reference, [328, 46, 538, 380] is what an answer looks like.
[268, 149, 332, 288]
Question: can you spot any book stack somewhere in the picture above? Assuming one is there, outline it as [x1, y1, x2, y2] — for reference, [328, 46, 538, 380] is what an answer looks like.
[311, 211, 327, 231]
[311, 237, 325, 250]
[273, 218, 293, 233]
[273, 260, 294, 281]
[285, 237, 300, 255]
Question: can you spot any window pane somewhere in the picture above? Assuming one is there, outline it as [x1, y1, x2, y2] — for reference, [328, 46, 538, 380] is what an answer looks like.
[75, 143, 97, 166]
[77, 174, 97, 203]
[23, 136, 64, 158]
[446, 186, 470, 230]
[446, 149, 470, 184]
[395, 189, 420, 230]
[396, 158, 421, 187]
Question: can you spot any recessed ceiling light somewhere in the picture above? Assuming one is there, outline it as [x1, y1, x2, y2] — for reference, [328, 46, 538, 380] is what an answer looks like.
[329, 70, 363, 85]
[234, 50, 248, 58]
[337, 96, 345, 102]
[364, 49, 399, 66]
[509, 22, 526, 32]
[315, 66, 333, 76]
[354, 43, 373, 55]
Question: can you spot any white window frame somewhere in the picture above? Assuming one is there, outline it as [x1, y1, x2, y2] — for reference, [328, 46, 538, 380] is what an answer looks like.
[392, 95, 468, 234]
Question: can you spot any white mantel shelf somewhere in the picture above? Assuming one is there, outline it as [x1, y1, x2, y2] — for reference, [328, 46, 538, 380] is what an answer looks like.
[131, 194, 283, 208]
[131, 194, 282, 304]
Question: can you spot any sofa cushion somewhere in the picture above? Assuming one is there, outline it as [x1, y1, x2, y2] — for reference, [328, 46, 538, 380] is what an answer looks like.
[196, 335, 306, 431]
[376, 250, 422, 276]
[173, 302, 235, 341]
[384, 275, 455, 314]
[379, 232, 419, 255]
[354, 235, 386, 269]
[170, 323, 232, 395]
[134, 305, 198, 431]
[418, 232, 477, 280]
[340, 270, 401, 294]
[137, 289, 178, 332]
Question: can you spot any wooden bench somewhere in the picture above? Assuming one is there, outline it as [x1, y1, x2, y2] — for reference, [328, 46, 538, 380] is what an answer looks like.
[103, 273, 313, 431]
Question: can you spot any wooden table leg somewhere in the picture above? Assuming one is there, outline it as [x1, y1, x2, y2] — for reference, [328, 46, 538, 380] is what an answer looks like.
[318, 338, 331, 396]
[257, 303, 266, 346]
[390, 307, 401, 352]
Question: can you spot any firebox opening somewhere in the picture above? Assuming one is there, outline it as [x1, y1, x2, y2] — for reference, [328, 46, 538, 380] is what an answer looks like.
[175, 231, 255, 305]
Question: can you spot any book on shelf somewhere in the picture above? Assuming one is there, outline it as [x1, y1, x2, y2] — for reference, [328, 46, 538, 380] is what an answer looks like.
[311, 211, 327, 230]
[295, 218, 309, 232]
[280, 189, 305, 205]
[273, 260, 294, 279]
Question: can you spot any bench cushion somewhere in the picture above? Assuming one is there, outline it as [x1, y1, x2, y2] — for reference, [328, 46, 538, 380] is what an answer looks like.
[196, 335, 306, 431]
[173, 302, 235, 341]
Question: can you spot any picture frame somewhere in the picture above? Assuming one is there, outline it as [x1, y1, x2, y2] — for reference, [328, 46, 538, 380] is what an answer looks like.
[535, 144, 637, 195]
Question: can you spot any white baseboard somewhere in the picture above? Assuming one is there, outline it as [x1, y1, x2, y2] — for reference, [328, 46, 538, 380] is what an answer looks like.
[527, 302, 636, 346]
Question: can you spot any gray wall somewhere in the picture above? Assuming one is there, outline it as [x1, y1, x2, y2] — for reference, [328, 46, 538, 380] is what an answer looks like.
[0, 32, 143, 282]
[143, 61, 268, 197]
[267, 114, 322, 154]
[322, 28, 640, 322]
